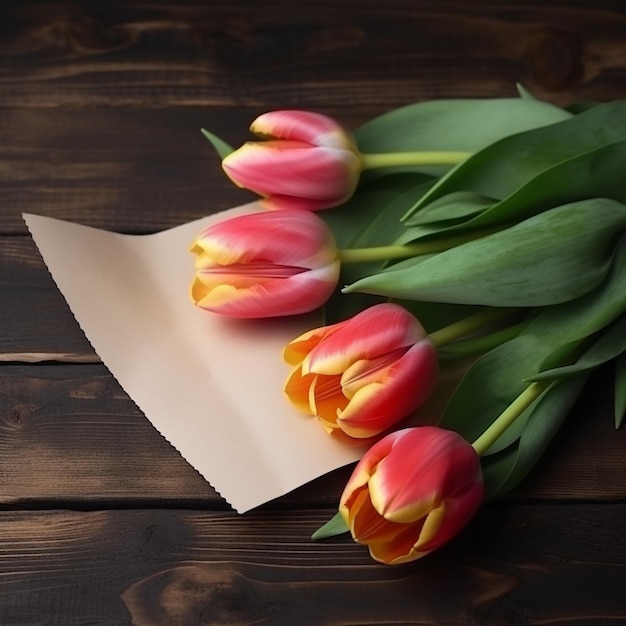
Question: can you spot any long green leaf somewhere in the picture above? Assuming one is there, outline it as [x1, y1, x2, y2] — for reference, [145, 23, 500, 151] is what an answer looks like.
[404, 100, 626, 220]
[440, 238, 626, 451]
[354, 96, 570, 179]
[523, 233, 626, 345]
[438, 334, 554, 453]
[404, 140, 626, 239]
[407, 191, 494, 227]
[344, 199, 626, 307]
[482, 374, 589, 499]
[528, 314, 626, 382]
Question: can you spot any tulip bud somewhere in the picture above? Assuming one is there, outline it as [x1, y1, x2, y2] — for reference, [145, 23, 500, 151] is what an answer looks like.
[340, 426, 484, 564]
[222, 110, 362, 211]
[283, 303, 438, 438]
[191, 209, 340, 318]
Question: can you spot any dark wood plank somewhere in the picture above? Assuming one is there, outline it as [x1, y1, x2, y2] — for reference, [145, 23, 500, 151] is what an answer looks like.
[0, 363, 219, 506]
[0, 364, 623, 505]
[0, 108, 257, 234]
[0, 236, 95, 357]
[0, 505, 623, 625]
[0, 1, 624, 110]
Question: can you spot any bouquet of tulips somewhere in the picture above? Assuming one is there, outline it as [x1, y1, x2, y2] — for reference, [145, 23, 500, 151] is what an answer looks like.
[191, 87, 626, 565]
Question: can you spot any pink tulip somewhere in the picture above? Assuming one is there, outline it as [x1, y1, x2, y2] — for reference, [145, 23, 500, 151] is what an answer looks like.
[222, 110, 362, 211]
[283, 303, 438, 438]
[190, 209, 340, 318]
[340, 426, 484, 564]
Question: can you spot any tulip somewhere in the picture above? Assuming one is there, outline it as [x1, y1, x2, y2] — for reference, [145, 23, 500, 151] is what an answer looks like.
[221, 110, 362, 211]
[339, 426, 484, 564]
[190, 209, 340, 318]
[283, 303, 438, 438]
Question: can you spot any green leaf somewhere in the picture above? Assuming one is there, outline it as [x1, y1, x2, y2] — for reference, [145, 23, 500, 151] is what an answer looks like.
[407, 191, 494, 227]
[482, 374, 589, 499]
[438, 334, 554, 454]
[404, 100, 626, 220]
[322, 173, 433, 248]
[438, 237, 626, 457]
[354, 96, 570, 179]
[615, 354, 626, 429]
[311, 512, 349, 541]
[528, 314, 626, 382]
[404, 140, 626, 240]
[344, 199, 626, 307]
[200, 128, 235, 159]
[523, 233, 626, 345]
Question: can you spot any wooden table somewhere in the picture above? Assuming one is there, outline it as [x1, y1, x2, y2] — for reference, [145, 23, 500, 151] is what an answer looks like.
[1, 1, 625, 624]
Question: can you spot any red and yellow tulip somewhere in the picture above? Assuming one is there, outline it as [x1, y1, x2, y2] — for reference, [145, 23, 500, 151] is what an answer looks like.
[340, 426, 484, 564]
[191, 209, 340, 318]
[283, 303, 438, 438]
[222, 110, 362, 211]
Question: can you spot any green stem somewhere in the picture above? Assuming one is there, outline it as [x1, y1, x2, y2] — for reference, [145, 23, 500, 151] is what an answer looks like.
[471, 381, 550, 457]
[338, 228, 496, 264]
[428, 308, 518, 349]
[361, 151, 471, 170]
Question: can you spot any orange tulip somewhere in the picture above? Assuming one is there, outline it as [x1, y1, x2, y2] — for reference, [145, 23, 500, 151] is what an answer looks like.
[191, 209, 340, 318]
[222, 110, 362, 211]
[340, 426, 484, 564]
[283, 303, 438, 438]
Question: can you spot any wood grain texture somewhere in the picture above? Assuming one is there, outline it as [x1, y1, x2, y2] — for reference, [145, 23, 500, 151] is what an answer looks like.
[0, 108, 256, 234]
[0, 506, 624, 626]
[0, 1, 625, 109]
[0, 237, 95, 355]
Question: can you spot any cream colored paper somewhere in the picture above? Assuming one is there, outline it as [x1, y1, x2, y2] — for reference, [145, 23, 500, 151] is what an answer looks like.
[24, 205, 365, 512]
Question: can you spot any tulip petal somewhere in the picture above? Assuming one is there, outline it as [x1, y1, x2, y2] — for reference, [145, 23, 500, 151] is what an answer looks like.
[416, 485, 483, 553]
[349, 490, 406, 544]
[304, 304, 427, 376]
[340, 348, 408, 398]
[369, 428, 482, 524]
[308, 374, 348, 427]
[283, 322, 343, 366]
[260, 194, 346, 212]
[339, 431, 402, 509]
[336, 340, 438, 438]
[222, 142, 361, 202]
[415, 502, 447, 549]
[250, 110, 358, 150]
[283, 367, 315, 414]
[194, 209, 338, 270]
[367, 523, 432, 565]
[193, 261, 340, 318]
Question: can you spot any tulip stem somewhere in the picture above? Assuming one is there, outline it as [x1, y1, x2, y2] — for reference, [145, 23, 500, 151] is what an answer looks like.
[471, 381, 550, 457]
[428, 308, 518, 349]
[361, 151, 472, 169]
[338, 228, 495, 264]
